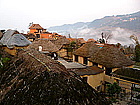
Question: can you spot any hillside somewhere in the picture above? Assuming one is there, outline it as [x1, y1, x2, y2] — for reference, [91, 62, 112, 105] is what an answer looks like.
[48, 11, 140, 45]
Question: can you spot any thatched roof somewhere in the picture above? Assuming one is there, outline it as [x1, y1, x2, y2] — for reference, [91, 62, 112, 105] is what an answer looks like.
[89, 46, 134, 68]
[73, 41, 100, 58]
[67, 38, 86, 45]
[51, 37, 70, 49]
[24, 33, 37, 39]
[0, 29, 19, 46]
[6, 34, 31, 48]
[0, 49, 108, 104]
[113, 68, 140, 81]
[28, 39, 59, 52]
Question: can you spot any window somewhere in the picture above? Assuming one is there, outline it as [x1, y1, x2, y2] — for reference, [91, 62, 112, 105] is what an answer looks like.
[83, 77, 87, 82]
[39, 46, 42, 51]
[105, 68, 112, 76]
[93, 62, 98, 66]
[102, 66, 104, 70]
[75, 55, 78, 62]
[36, 34, 40, 38]
[83, 57, 88, 65]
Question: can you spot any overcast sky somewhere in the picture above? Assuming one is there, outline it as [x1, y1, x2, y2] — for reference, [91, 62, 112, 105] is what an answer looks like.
[0, 0, 140, 33]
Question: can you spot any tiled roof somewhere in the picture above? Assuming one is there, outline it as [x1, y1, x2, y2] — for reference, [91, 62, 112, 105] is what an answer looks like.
[29, 24, 43, 29]
[87, 39, 98, 43]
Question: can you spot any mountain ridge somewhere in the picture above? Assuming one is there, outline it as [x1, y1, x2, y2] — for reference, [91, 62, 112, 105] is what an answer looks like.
[48, 11, 140, 45]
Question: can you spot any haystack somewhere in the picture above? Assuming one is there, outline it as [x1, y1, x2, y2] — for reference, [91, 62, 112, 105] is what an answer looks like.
[28, 39, 59, 52]
[89, 45, 134, 68]
[73, 41, 99, 58]
[0, 49, 108, 105]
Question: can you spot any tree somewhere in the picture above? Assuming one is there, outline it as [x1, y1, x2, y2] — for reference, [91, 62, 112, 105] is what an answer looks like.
[0, 54, 3, 69]
[116, 43, 121, 49]
[98, 32, 112, 44]
[102, 32, 112, 43]
[135, 45, 140, 62]
[98, 38, 105, 44]
[107, 82, 121, 97]
[130, 35, 140, 62]
[70, 41, 76, 47]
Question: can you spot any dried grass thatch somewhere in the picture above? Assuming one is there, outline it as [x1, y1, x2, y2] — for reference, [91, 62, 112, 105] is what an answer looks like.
[112, 68, 140, 83]
[51, 37, 70, 49]
[0, 49, 108, 105]
[73, 41, 99, 57]
[7, 34, 31, 48]
[0, 30, 19, 46]
[89, 45, 134, 68]
[28, 39, 59, 52]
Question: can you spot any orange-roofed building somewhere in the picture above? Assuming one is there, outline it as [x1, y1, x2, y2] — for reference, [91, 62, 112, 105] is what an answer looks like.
[87, 38, 98, 43]
[67, 38, 76, 42]
[77, 38, 86, 43]
[29, 24, 63, 40]
[67, 38, 86, 44]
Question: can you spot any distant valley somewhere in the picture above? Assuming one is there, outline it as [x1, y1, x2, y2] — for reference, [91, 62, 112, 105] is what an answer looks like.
[48, 11, 140, 45]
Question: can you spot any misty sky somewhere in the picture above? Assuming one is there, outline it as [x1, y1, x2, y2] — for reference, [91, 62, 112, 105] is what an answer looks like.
[0, 0, 140, 33]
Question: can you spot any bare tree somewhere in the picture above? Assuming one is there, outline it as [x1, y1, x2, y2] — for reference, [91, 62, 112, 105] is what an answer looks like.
[100, 32, 112, 43]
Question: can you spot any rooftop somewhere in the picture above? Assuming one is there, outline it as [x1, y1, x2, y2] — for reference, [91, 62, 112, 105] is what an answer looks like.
[89, 45, 134, 68]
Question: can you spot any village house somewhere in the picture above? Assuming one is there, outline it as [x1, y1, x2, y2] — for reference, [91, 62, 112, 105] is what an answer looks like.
[112, 68, 140, 96]
[0, 29, 31, 55]
[87, 38, 105, 48]
[69, 66, 104, 91]
[72, 42, 137, 93]
[57, 58, 104, 91]
[89, 45, 134, 75]
[88, 45, 135, 93]
[67, 38, 86, 47]
[28, 39, 59, 59]
[73, 41, 99, 66]
[87, 38, 98, 43]
[28, 24, 63, 40]
[51, 37, 70, 59]
[23, 33, 37, 42]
